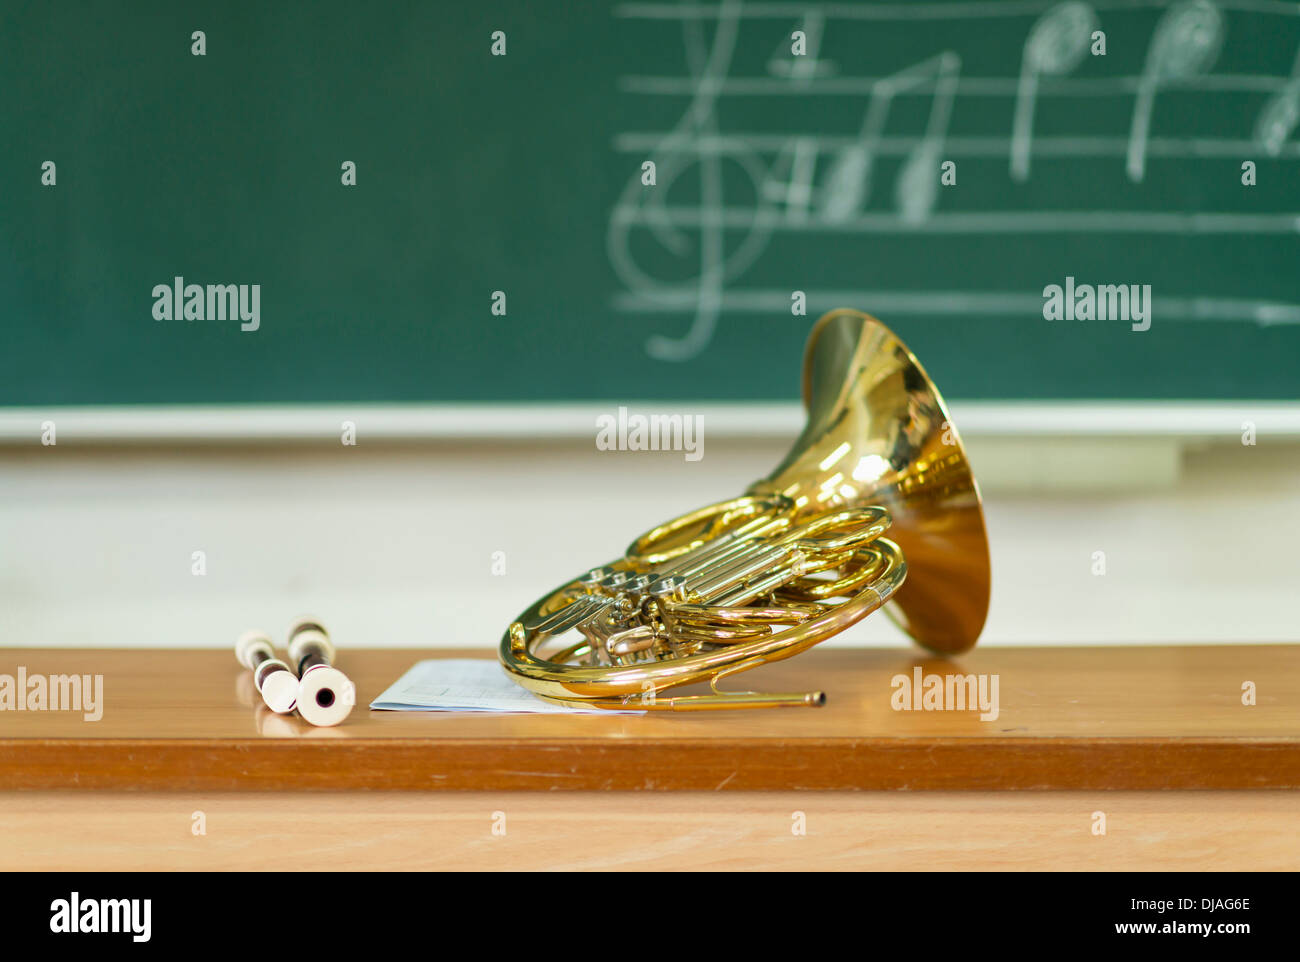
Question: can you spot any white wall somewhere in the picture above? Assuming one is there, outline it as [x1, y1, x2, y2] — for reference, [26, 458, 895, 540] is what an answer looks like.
[1, 431, 1297, 650]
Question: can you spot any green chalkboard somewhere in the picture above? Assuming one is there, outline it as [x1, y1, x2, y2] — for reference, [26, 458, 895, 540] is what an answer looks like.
[2, 0, 1299, 405]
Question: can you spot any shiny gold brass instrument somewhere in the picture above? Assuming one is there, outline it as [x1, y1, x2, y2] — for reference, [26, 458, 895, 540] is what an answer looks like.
[500, 309, 990, 710]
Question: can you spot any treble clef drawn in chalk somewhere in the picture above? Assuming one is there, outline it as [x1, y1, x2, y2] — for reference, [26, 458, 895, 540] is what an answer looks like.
[1010, 2, 1098, 182]
[607, 0, 775, 363]
[819, 52, 962, 226]
[1255, 44, 1300, 156]
[1126, 0, 1224, 183]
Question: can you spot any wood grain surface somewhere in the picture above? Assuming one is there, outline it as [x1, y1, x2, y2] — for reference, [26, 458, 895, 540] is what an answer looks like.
[3, 791, 1298, 871]
[0, 646, 1296, 790]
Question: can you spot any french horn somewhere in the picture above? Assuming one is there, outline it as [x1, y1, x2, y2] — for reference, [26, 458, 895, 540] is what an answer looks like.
[500, 309, 990, 710]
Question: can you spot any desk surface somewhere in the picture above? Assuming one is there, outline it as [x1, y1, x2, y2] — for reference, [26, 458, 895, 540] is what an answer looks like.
[1, 646, 1297, 791]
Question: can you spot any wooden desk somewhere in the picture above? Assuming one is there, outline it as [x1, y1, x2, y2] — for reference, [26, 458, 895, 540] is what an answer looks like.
[2, 646, 1298, 870]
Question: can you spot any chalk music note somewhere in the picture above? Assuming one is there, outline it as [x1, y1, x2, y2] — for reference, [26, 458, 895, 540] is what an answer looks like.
[1010, 2, 1098, 182]
[766, 10, 836, 83]
[818, 52, 961, 225]
[1126, 0, 1224, 183]
[609, 0, 1300, 359]
[1255, 45, 1300, 156]
[761, 137, 821, 222]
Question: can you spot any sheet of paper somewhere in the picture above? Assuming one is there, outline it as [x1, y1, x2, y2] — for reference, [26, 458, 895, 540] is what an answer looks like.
[369, 658, 644, 714]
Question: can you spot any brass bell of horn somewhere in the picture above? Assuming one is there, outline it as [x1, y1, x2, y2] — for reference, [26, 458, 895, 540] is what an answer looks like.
[500, 309, 990, 710]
